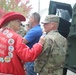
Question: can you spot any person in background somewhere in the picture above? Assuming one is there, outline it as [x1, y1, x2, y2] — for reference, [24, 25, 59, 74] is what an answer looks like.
[24, 12, 42, 75]
[34, 15, 67, 75]
[17, 24, 26, 37]
[25, 23, 32, 33]
[0, 11, 45, 75]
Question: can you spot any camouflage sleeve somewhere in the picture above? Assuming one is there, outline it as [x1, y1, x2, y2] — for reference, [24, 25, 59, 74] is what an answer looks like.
[34, 38, 54, 73]
[42, 38, 53, 52]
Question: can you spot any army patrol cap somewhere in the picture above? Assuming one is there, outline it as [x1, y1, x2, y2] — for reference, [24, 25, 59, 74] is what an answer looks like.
[41, 15, 60, 24]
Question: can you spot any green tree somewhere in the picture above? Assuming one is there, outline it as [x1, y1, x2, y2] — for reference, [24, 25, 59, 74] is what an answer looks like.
[0, 0, 32, 18]
[0, 0, 32, 36]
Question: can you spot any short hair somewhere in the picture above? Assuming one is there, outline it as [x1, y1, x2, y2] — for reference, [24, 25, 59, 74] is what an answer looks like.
[32, 12, 41, 23]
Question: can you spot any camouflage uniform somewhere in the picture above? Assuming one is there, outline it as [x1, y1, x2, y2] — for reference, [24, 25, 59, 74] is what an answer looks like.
[17, 26, 26, 37]
[34, 15, 67, 75]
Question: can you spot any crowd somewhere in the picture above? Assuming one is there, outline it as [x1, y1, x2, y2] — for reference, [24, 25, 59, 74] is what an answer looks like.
[0, 11, 67, 75]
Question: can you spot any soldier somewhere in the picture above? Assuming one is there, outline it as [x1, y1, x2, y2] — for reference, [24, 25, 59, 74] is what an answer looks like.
[34, 15, 67, 75]
[17, 25, 27, 37]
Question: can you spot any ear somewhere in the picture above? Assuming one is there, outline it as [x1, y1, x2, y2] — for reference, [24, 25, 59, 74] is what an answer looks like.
[51, 22, 55, 27]
[32, 16, 35, 22]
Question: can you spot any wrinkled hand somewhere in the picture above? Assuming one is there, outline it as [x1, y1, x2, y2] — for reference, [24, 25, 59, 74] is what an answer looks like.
[38, 34, 46, 46]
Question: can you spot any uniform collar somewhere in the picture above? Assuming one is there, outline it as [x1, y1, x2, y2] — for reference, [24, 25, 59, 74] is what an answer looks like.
[47, 30, 58, 34]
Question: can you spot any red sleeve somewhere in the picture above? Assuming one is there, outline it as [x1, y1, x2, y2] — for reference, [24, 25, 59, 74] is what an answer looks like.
[15, 35, 42, 62]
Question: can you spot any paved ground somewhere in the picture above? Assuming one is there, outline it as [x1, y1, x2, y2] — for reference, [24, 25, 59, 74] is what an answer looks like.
[67, 70, 76, 75]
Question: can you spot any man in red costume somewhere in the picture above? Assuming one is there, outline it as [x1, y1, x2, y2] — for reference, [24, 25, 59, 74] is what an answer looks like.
[0, 12, 45, 75]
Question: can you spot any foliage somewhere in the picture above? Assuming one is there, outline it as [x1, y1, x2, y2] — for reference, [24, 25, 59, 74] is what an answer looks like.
[0, 0, 32, 19]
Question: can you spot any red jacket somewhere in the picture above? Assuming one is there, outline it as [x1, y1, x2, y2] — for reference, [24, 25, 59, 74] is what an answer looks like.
[0, 28, 42, 75]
